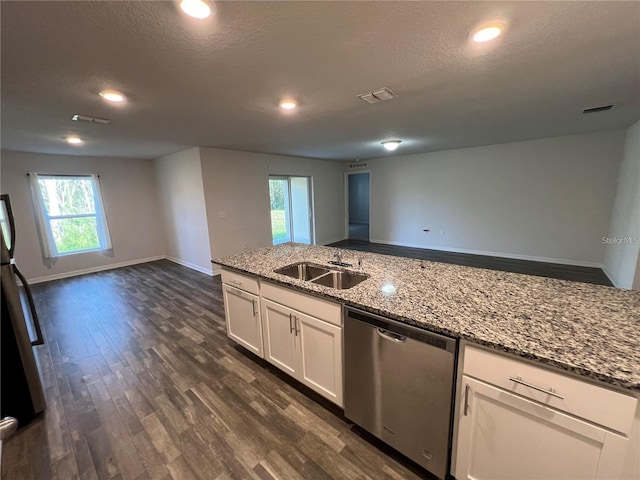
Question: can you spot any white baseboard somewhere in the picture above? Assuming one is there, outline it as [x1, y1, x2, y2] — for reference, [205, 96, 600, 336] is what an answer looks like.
[28, 255, 215, 284]
[166, 256, 213, 276]
[27, 255, 167, 284]
[369, 238, 604, 269]
[600, 265, 621, 288]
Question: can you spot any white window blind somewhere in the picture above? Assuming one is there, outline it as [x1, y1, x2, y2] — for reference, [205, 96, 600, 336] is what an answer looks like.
[29, 173, 112, 265]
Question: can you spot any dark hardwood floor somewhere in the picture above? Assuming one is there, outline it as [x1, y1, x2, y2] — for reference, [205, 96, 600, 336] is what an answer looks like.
[2, 260, 433, 480]
[329, 239, 613, 286]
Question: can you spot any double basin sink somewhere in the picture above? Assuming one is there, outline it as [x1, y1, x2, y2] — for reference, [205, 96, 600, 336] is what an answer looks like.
[274, 262, 369, 290]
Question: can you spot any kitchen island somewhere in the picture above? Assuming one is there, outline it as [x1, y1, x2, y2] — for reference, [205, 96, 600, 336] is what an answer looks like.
[216, 243, 640, 479]
[215, 243, 640, 392]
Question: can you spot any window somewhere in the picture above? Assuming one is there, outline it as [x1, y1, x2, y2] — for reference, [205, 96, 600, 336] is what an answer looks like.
[269, 175, 313, 245]
[29, 174, 112, 260]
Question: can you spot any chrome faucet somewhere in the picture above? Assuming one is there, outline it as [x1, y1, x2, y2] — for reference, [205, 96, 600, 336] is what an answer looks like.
[328, 248, 352, 267]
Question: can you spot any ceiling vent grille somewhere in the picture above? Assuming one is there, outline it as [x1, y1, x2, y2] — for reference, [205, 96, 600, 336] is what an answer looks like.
[349, 162, 368, 169]
[72, 114, 112, 124]
[358, 87, 397, 104]
[583, 104, 615, 114]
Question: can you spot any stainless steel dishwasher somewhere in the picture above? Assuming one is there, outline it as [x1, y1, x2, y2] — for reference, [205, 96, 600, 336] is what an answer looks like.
[344, 307, 457, 480]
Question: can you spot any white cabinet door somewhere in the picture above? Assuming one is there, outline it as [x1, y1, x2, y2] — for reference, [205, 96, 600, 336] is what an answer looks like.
[260, 298, 344, 407]
[222, 284, 263, 357]
[297, 312, 343, 407]
[455, 375, 608, 480]
[261, 298, 298, 376]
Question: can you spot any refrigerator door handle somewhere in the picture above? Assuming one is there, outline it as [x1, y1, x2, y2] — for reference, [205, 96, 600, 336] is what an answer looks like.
[12, 264, 44, 346]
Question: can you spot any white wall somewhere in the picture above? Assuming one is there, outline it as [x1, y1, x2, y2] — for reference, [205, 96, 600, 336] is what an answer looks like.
[0, 150, 166, 282]
[154, 147, 212, 275]
[358, 131, 625, 266]
[604, 120, 640, 289]
[199, 147, 345, 269]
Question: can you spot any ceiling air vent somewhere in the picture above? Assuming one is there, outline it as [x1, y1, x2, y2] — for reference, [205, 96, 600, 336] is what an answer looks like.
[358, 87, 397, 104]
[72, 114, 112, 124]
[583, 104, 615, 114]
[349, 162, 368, 169]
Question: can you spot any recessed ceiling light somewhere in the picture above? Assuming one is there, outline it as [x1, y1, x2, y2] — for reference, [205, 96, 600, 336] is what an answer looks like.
[66, 136, 83, 145]
[382, 140, 401, 151]
[99, 90, 125, 103]
[180, 0, 212, 19]
[473, 26, 502, 43]
[279, 100, 297, 110]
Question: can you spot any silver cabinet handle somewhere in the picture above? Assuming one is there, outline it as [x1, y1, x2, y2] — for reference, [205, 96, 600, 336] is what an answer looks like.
[464, 384, 470, 416]
[0, 417, 18, 440]
[509, 376, 564, 400]
[228, 279, 242, 287]
[251, 299, 257, 317]
[289, 313, 294, 334]
[13, 265, 44, 346]
[295, 317, 300, 336]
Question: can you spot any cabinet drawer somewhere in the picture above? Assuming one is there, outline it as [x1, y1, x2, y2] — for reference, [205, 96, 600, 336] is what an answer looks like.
[463, 345, 637, 435]
[260, 281, 342, 326]
[221, 269, 259, 295]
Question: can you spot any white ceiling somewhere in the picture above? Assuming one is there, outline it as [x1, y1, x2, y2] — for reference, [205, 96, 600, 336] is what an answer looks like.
[2, 1, 639, 161]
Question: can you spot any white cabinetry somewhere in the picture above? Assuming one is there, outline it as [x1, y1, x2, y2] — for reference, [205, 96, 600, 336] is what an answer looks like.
[221, 270, 263, 357]
[220, 269, 343, 407]
[261, 282, 343, 407]
[261, 299, 297, 376]
[454, 345, 639, 480]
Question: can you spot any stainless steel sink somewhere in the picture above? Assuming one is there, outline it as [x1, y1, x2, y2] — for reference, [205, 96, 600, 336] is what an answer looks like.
[274, 261, 369, 290]
[311, 270, 369, 290]
[274, 262, 331, 280]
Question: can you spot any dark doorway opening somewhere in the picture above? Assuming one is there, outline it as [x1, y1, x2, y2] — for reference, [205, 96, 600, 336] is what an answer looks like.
[348, 173, 370, 241]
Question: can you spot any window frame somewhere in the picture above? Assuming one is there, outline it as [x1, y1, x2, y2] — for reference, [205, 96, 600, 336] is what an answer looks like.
[33, 174, 110, 257]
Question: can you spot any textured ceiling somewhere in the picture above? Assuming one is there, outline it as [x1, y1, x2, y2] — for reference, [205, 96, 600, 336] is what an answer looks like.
[1, 1, 639, 161]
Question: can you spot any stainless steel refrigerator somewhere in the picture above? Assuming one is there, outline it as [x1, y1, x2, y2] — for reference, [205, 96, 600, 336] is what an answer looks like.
[1, 194, 46, 428]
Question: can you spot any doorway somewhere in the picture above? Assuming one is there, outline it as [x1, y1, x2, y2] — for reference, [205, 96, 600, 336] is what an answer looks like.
[347, 172, 370, 241]
[269, 176, 314, 245]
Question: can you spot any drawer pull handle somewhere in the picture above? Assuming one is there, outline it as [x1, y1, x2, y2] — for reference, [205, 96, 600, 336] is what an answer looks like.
[252, 299, 257, 317]
[509, 376, 564, 400]
[289, 314, 294, 334]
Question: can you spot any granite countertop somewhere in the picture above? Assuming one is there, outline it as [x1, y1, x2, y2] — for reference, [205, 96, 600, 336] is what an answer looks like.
[214, 243, 640, 392]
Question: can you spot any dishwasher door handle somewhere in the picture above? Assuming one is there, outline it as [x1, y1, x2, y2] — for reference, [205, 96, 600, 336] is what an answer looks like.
[377, 328, 406, 343]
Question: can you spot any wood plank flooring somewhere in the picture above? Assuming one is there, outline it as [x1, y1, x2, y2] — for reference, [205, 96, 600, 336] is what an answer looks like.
[1, 260, 433, 480]
[329, 239, 613, 286]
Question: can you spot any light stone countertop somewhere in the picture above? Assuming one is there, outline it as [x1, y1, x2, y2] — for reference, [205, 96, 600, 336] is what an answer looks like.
[214, 243, 640, 392]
